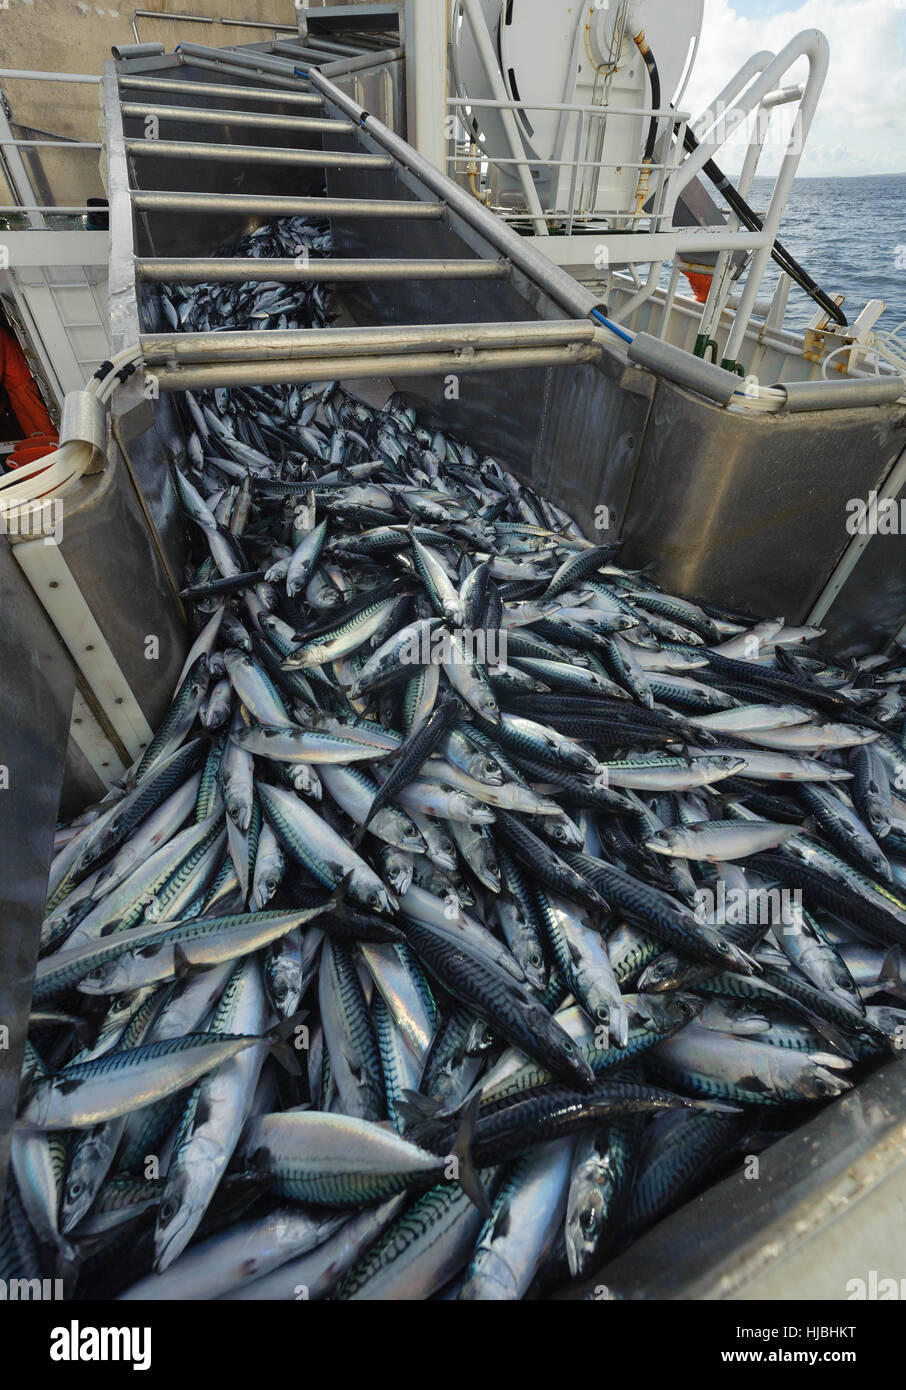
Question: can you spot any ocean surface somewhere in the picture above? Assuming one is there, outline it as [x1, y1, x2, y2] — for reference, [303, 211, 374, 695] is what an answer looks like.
[720, 173, 906, 336]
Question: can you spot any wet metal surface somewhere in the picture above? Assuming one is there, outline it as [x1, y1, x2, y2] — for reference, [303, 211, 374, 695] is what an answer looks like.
[0, 542, 74, 1202]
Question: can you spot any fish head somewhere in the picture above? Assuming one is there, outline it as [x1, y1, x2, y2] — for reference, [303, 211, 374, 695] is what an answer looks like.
[381, 855, 414, 896]
[186, 654, 210, 691]
[375, 812, 424, 856]
[644, 829, 676, 855]
[630, 991, 702, 1031]
[866, 795, 892, 839]
[269, 962, 304, 1018]
[565, 1160, 611, 1278]
[521, 944, 549, 996]
[154, 1167, 213, 1274]
[468, 753, 504, 784]
[550, 1027, 595, 1090]
[544, 818, 585, 849]
[361, 880, 398, 916]
[669, 992, 706, 1027]
[637, 953, 685, 992]
[225, 793, 251, 830]
[77, 960, 131, 997]
[61, 1142, 107, 1232]
[863, 842, 893, 881]
[798, 1065, 852, 1100]
[477, 855, 502, 892]
[474, 687, 500, 723]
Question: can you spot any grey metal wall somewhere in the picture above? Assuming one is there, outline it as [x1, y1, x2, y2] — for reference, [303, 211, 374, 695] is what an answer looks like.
[0, 543, 74, 1205]
[617, 381, 906, 649]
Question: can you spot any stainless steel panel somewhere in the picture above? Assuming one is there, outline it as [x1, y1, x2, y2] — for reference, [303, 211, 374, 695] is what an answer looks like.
[51, 452, 188, 737]
[531, 354, 655, 541]
[819, 476, 906, 655]
[0, 542, 74, 1202]
[616, 379, 906, 644]
[111, 388, 189, 587]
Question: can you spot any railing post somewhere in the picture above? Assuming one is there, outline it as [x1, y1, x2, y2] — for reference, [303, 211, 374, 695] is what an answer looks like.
[405, 0, 449, 170]
[0, 85, 45, 228]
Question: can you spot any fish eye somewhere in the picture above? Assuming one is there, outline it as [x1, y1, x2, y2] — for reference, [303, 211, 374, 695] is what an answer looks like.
[580, 1209, 597, 1233]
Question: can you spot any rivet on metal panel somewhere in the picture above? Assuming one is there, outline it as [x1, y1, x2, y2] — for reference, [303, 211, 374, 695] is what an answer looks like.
[12, 540, 153, 763]
[68, 685, 128, 787]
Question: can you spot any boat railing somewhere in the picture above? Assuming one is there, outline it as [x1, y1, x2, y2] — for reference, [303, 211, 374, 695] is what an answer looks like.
[445, 27, 832, 366]
[447, 96, 688, 238]
[0, 69, 111, 404]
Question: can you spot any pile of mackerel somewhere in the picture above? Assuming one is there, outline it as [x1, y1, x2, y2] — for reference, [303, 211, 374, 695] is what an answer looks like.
[7, 218, 906, 1301]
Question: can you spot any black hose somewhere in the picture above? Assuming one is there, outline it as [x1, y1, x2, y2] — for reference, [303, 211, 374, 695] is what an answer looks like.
[634, 31, 661, 164]
[681, 125, 848, 327]
[631, 31, 848, 329]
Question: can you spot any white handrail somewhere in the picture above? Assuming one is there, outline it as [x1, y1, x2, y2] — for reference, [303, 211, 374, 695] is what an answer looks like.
[670, 31, 829, 198]
[691, 51, 774, 134]
[660, 30, 829, 361]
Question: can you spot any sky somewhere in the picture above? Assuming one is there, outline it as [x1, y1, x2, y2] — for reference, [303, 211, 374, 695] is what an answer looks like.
[681, 0, 906, 176]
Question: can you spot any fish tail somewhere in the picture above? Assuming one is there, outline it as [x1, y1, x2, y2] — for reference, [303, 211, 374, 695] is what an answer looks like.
[265, 1008, 309, 1075]
[449, 1087, 490, 1219]
[880, 947, 906, 1000]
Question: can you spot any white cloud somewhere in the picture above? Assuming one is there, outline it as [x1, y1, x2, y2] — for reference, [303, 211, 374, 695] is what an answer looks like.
[682, 0, 906, 175]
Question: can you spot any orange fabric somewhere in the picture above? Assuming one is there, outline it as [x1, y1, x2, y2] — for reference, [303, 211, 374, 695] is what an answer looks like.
[684, 271, 713, 304]
[0, 325, 56, 437]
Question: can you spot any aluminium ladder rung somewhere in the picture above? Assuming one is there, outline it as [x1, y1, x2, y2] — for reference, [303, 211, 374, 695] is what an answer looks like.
[121, 103, 354, 133]
[141, 320, 598, 364]
[117, 77, 325, 105]
[149, 344, 599, 392]
[267, 41, 353, 65]
[174, 41, 310, 81]
[168, 55, 314, 94]
[136, 257, 509, 284]
[125, 140, 391, 169]
[131, 191, 445, 219]
[272, 36, 361, 59]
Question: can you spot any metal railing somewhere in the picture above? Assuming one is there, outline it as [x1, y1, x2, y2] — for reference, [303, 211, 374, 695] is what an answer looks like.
[447, 96, 689, 236]
[129, 10, 299, 45]
[446, 29, 831, 361]
[105, 50, 606, 389]
[0, 71, 106, 227]
[0, 69, 111, 409]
